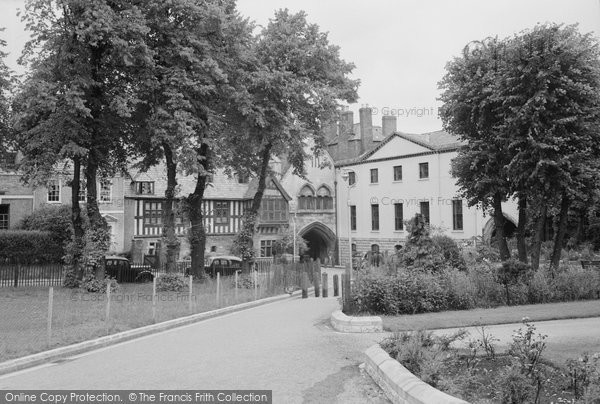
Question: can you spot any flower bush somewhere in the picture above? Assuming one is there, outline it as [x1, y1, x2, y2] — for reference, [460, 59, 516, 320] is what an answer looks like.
[351, 263, 600, 315]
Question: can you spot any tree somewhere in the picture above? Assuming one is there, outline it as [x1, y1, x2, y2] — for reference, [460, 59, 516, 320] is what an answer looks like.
[231, 9, 359, 264]
[441, 25, 600, 270]
[0, 28, 13, 151]
[500, 24, 600, 271]
[13, 0, 152, 278]
[440, 37, 513, 261]
[131, 0, 254, 277]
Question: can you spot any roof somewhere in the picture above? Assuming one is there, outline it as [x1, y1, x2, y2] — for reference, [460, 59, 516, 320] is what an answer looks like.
[126, 162, 291, 201]
[336, 129, 464, 167]
[126, 164, 254, 200]
[243, 175, 291, 201]
[207, 255, 242, 263]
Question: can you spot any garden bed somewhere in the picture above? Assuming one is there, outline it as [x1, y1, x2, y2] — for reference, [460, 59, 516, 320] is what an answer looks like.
[379, 322, 600, 403]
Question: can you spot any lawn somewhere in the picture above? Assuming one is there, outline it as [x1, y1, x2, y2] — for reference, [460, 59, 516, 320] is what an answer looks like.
[0, 275, 287, 362]
[381, 299, 600, 332]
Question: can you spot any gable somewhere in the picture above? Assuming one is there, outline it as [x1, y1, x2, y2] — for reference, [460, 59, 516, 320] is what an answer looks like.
[365, 135, 431, 161]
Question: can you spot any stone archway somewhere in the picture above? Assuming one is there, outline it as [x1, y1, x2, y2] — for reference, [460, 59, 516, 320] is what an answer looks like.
[482, 215, 518, 244]
[298, 221, 336, 262]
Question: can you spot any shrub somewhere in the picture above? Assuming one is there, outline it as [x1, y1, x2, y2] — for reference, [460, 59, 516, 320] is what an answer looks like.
[551, 269, 600, 301]
[352, 270, 452, 315]
[81, 275, 119, 293]
[19, 204, 72, 246]
[432, 235, 467, 271]
[380, 329, 467, 388]
[156, 273, 187, 292]
[63, 269, 80, 288]
[496, 259, 533, 305]
[443, 269, 476, 310]
[0, 230, 63, 263]
[496, 364, 536, 404]
[527, 270, 553, 304]
[566, 353, 600, 400]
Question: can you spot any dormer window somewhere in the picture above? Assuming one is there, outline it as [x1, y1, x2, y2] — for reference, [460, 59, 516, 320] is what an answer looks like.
[135, 181, 154, 195]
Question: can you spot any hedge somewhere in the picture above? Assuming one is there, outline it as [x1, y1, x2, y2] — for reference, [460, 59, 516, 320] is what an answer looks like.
[0, 230, 63, 263]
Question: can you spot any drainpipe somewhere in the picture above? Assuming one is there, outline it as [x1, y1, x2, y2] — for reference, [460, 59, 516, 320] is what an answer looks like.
[334, 170, 340, 266]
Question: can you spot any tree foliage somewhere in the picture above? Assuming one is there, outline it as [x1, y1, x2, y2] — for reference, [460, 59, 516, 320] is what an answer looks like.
[0, 28, 13, 150]
[230, 9, 359, 262]
[13, 0, 153, 278]
[440, 23, 600, 269]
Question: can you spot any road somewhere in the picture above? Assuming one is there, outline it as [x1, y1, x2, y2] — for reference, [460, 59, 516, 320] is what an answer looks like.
[0, 292, 389, 404]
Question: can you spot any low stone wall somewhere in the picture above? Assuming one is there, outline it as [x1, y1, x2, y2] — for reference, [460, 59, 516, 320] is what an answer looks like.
[330, 310, 383, 332]
[364, 344, 469, 404]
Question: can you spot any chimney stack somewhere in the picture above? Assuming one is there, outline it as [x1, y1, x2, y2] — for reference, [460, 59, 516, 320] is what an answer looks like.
[338, 108, 354, 159]
[382, 115, 397, 137]
[359, 105, 373, 152]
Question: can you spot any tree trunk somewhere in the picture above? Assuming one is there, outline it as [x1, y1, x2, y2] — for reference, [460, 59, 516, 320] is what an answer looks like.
[550, 193, 571, 274]
[239, 143, 273, 268]
[531, 203, 547, 271]
[516, 194, 528, 263]
[493, 193, 510, 261]
[187, 144, 210, 279]
[162, 142, 179, 273]
[85, 151, 109, 279]
[71, 157, 85, 280]
[85, 45, 109, 279]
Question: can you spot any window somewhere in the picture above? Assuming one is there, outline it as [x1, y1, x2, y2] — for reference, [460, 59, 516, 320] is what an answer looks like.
[394, 203, 404, 230]
[99, 180, 112, 203]
[214, 201, 230, 225]
[143, 201, 163, 229]
[78, 181, 87, 202]
[371, 204, 379, 231]
[453, 199, 463, 230]
[348, 171, 356, 186]
[351, 243, 356, 252]
[238, 173, 249, 184]
[350, 205, 356, 231]
[260, 240, 274, 257]
[393, 165, 403, 181]
[261, 198, 288, 222]
[420, 201, 430, 224]
[298, 185, 315, 210]
[148, 241, 157, 256]
[370, 168, 378, 184]
[0, 152, 17, 171]
[316, 186, 333, 210]
[0, 205, 8, 230]
[419, 162, 429, 179]
[135, 181, 154, 195]
[47, 180, 60, 202]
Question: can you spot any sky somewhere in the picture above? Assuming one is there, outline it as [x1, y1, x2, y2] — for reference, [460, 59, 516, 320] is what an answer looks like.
[2, 0, 600, 133]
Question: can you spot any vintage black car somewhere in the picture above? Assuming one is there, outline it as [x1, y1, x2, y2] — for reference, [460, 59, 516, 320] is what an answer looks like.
[105, 256, 154, 283]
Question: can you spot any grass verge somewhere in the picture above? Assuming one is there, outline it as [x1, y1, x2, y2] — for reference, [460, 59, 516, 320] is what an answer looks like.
[0, 276, 287, 362]
[381, 299, 600, 332]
